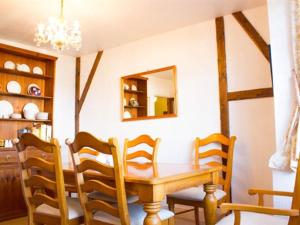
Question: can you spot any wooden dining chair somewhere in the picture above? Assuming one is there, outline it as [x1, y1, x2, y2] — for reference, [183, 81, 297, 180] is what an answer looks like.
[67, 131, 174, 225]
[14, 133, 83, 225]
[216, 154, 300, 225]
[167, 133, 236, 225]
[123, 134, 161, 164]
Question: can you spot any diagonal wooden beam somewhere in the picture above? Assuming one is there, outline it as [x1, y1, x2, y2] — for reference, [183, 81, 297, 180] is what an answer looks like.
[232, 11, 270, 62]
[78, 51, 103, 112]
[216, 17, 230, 138]
[75, 57, 80, 134]
[227, 88, 273, 101]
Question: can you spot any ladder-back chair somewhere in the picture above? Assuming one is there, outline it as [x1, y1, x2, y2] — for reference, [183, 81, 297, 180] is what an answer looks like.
[217, 153, 300, 225]
[67, 131, 174, 225]
[14, 133, 83, 225]
[167, 133, 236, 225]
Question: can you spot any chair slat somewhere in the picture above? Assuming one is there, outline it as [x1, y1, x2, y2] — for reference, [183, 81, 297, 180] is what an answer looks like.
[79, 148, 100, 156]
[73, 132, 112, 154]
[25, 175, 57, 192]
[18, 133, 55, 153]
[199, 149, 228, 159]
[77, 159, 115, 176]
[127, 135, 156, 148]
[206, 161, 227, 172]
[81, 180, 117, 198]
[22, 157, 55, 172]
[197, 134, 230, 146]
[126, 150, 153, 161]
[86, 200, 119, 217]
[29, 193, 59, 208]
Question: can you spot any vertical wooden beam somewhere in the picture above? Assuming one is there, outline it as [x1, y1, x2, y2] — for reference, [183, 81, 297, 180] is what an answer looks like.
[79, 51, 103, 112]
[232, 12, 270, 62]
[216, 17, 230, 138]
[75, 57, 80, 135]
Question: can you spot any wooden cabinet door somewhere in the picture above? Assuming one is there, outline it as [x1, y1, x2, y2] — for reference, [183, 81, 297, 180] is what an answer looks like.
[0, 164, 27, 221]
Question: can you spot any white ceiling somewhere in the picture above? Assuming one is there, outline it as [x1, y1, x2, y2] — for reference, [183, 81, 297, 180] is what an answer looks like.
[0, 0, 266, 56]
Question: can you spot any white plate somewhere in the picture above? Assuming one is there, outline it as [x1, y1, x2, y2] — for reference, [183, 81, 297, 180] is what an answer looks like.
[4, 61, 15, 70]
[0, 100, 13, 118]
[23, 103, 39, 114]
[123, 84, 129, 90]
[123, 111, 131, 119]
[131, 84, 137, 91]
[17, 64, 30, 73]
[7, 81, 21, 94]
[33, 66, 43, 75]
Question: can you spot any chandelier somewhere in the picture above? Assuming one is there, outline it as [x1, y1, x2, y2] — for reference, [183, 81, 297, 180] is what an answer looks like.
[34, 0, 82, 51]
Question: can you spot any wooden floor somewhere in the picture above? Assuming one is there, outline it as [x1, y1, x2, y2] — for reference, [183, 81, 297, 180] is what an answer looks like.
[0, 208, 208, 225]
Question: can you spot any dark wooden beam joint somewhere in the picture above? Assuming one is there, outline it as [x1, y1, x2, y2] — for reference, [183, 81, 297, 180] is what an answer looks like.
[216, 17, 230, 138]
[232, 12, 270, 62]
[78, 51, 103, 112]
[75, 51, 103, 135]
[227, 88, 273, 101]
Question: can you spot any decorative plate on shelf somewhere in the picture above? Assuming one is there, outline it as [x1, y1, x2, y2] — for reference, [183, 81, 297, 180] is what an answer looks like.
[23, 103, 39, 114]
[4, 61, 15, 70]
[123, 84, 130, 90]
[131, 85, 137, 91]
[16, 64, 30, 73]
[7, 81, 21, 94]
[0, 100, 13, 118]
[33, 66, 43, 75]
[123, 111, 132, 119]
[28, 83, 41, 96]
[129, 97, 139, 107]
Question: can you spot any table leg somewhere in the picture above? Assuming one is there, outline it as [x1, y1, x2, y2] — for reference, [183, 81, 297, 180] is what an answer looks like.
[143, 202, 161, 225]
[203, 184, 218, 225]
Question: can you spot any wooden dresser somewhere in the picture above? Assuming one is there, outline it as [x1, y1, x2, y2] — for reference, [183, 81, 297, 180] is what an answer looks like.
[0, 43, 56, 221]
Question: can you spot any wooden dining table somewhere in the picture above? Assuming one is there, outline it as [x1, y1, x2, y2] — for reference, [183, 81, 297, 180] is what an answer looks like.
[63, 161, 221, 225]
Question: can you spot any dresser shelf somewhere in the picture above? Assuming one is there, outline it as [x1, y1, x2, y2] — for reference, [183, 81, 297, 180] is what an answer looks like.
[0, 92, 52, 100]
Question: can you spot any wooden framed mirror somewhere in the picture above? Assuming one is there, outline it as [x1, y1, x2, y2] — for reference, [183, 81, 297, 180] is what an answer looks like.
[121, 66, 177, 121]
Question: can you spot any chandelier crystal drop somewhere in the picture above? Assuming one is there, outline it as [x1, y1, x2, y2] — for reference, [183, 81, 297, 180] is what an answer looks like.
[34, 0, 82, 51]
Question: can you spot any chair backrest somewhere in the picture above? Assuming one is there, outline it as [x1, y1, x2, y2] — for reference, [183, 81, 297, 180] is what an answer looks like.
[123, 134, 161, 163]
[290, 155, 300, 225]
[14, 133, 68, 225]
[195, 133, 236, 202]
[67, 132, 130, 225]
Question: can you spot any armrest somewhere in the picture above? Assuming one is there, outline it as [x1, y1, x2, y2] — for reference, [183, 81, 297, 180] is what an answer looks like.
[248, 189, 294, 197]
[248, 188, 293, 206]
[220, 203, 299, 217]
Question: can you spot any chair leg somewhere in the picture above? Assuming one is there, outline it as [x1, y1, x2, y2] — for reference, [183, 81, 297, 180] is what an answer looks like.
[167, 198, 175, 212]
[194, 206, 200, 225]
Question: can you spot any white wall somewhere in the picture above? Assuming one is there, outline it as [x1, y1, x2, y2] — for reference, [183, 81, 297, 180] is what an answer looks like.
[267, 0, 296, 208]
[79, 5, 276, 204]
[0, 39, 75, 162]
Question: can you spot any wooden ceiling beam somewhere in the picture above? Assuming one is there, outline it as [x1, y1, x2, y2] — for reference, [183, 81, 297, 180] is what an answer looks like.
[227, 88, 273, 101]
[78, 51, 103, 112]
[232, 11, 270, 62]
[75, 57, 81, 135]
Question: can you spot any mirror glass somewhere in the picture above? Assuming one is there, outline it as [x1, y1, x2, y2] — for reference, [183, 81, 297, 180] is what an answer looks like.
[121, 66, 177, 121]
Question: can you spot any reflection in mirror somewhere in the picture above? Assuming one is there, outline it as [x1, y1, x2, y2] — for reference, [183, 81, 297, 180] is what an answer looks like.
[121, 66, 177, 121]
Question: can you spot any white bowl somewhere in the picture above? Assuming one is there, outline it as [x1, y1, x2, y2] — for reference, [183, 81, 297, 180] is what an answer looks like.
[36, 112, 48, 120]
[24, 110, 36, 120]
[10, 113, 22, 119]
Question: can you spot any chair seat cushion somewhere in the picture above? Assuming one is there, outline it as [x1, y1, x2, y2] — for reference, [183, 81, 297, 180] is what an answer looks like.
[167, 186, 226, 201]
[216, 212, 289, 225]
[35, 197, 83, 220]
[94, 203, 174, 225]
[88, 191, 138, 204]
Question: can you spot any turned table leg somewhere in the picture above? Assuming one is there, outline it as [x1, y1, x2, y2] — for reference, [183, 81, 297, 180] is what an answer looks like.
[143, 202, 161, 225]
[203, 184, 218, 225]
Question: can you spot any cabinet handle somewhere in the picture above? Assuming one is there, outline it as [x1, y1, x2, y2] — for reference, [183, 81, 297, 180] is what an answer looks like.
[42, 153, 46, 159]
[5, 155, 11, 161]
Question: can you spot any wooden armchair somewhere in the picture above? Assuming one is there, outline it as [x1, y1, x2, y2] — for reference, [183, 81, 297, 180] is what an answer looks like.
[14, 133, 83, 225]
[167, 133, 236, 225]
[67, 132, 174, 225]
[216, 155, 300, 225]
[123, 134, 161, 164]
